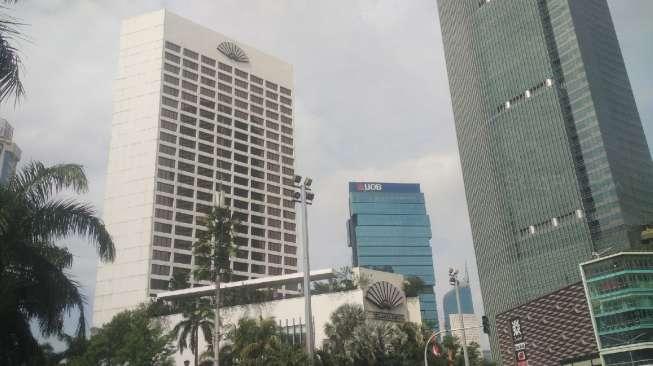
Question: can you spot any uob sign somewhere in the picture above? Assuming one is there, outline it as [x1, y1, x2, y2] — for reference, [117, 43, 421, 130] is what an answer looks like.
[357, 183, 383, 192]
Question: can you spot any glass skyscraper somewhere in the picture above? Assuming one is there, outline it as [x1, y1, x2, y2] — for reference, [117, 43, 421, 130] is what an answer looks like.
[347, 182, 438, 329]
[437, 0, 653, 357]
[442, 276, 475, 331]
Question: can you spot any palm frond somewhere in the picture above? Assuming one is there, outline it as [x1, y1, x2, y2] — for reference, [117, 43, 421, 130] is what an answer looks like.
[16, 243, 87, 338]
[32, 199, 114, 261]
[0, 9, 24, 104]
[9, 162, 88, 205]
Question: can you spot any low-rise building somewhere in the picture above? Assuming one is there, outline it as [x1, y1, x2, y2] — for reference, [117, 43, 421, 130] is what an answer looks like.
[580, 252, 653, 365]
[157, 267, 422, 365]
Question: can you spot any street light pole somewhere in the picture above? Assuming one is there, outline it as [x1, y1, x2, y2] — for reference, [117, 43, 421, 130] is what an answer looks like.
[294, 175, 315, 360]
[449, 268, 470, 366]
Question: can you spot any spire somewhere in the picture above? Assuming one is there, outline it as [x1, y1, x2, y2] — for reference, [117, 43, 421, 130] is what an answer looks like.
[463, 261, 470, 287]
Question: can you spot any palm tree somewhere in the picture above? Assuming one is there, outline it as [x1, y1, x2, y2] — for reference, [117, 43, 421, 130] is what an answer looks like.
[0, 0, 25, 104]
[171, 299, 214, 366]
[322, 304, 366, 365]
[193, 203, 240, 366]
[0, 162, 115, 364]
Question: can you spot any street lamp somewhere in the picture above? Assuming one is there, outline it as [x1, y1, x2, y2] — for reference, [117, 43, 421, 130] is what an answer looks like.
[449, 268, 470, 366]
[293, 175, 315, 359]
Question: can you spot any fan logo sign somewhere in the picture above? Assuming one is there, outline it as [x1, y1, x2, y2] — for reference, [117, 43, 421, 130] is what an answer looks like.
[357, 183, 383, 192]
[365, 281, 405, 322]
[510, 318, 529, 366]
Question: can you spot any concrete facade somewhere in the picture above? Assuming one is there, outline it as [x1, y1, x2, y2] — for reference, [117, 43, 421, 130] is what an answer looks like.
[94, 9, 298, 327]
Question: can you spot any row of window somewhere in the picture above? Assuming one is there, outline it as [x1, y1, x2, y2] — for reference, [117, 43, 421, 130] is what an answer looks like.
[159, 118, 294, 157]
[158, 116, 294, 155]
[165, 41, 292, 97]
[152, 234, 297, 255]
[161, 78, 293, 119]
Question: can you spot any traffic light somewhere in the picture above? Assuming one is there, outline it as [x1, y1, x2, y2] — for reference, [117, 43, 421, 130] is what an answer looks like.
[482, 315, 490, 334]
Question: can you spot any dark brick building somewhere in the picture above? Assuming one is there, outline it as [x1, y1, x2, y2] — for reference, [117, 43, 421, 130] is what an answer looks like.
[496, 283, 600, 365]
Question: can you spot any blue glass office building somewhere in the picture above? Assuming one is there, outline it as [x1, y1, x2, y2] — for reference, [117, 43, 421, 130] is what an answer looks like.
[347, 182, 439, 329]
[442, 281, 475, 331]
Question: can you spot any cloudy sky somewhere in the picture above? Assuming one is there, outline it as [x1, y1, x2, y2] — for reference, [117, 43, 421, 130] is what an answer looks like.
[4, 0, 653, 345]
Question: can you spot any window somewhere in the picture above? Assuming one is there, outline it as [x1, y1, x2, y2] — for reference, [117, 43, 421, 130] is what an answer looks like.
[251, 251, 265, 262]
[175, 225, 193, 237]
[218, 62, 232, 72]
[183, 58, 198, 70]
[164, 74, 179, 86]
[150, 279, 169, 290]
[155, 208, 173, 220]
[162, 96, 178, 108]
[201, 55, 216, 66]
[160, 120, 176, 132]
[201, 76, 216, 87]
[284, 245, 297, 254]
[174, 253, 192, 265]
[177, 174, 194, 186]
[153, 235, 172, 248]
[176, 212, 194, 224]
[269, 267, 282, 275]
[235, 68, 247, 78]
[154, 222, 172, 234]
[151, 264, 170, 276]
[284, 233, 296, 243]
[176, 199, 193, 211]
[157, 182, 174, 194]
[268, 242, 281, 252]
[164, 63, 180, 74]
[234, 262, 248, 272]
[165, 41, 181, 52]
[182, 80, 197, 91]
[284, 257, 297, 266]
[183, 48, 199, 59]
[183, 69, 198, 81]
[251, 264, 265, 274]
[268, 254, 282, 264]
[280, 86, 291, 96]
[265, 81, 278, 90]
[156, 195, 174, 207]
[250, 75, 263, 85]
[159, 144, 176, 156]
[153, 250, 171, 261]
[174, 239, 193, 251]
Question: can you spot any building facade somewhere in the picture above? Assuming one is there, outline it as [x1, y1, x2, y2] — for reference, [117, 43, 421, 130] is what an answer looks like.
[159, 267, 422, 365]
[437, 0, 653, 357]
[347, 182, 438, 329]
[0, 119, 21, 184]
[496, 283, 600, 365]
[450, 314, 481, 346]
[581, 252, 653, 365]
[94, 9, 298, 326]
[442, 275, 475, 331]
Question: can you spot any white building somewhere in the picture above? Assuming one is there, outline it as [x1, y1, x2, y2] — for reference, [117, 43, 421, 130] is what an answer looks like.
[157, 268, 422, 365]
[94, 9, 298, 327]
[450, 313, 481, 346]
[0, 119, 21, 184]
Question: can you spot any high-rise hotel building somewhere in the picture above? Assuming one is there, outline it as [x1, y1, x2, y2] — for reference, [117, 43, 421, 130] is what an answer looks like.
[94, 10, 298, 326]
[437, 0, 653, 357]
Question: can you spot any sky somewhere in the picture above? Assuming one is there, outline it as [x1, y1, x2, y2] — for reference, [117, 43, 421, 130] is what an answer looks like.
[4, 0, 653, 347]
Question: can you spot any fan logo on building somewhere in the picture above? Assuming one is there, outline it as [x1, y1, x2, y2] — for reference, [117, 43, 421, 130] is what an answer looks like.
[365, 281, 405, 322]
[217, 41, 249, 63]
[357, 183, 383, 192]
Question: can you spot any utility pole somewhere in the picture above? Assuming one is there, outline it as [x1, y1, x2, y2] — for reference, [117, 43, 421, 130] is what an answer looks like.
[293, 175, 315, 360]
[449, 267, 470, 366]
